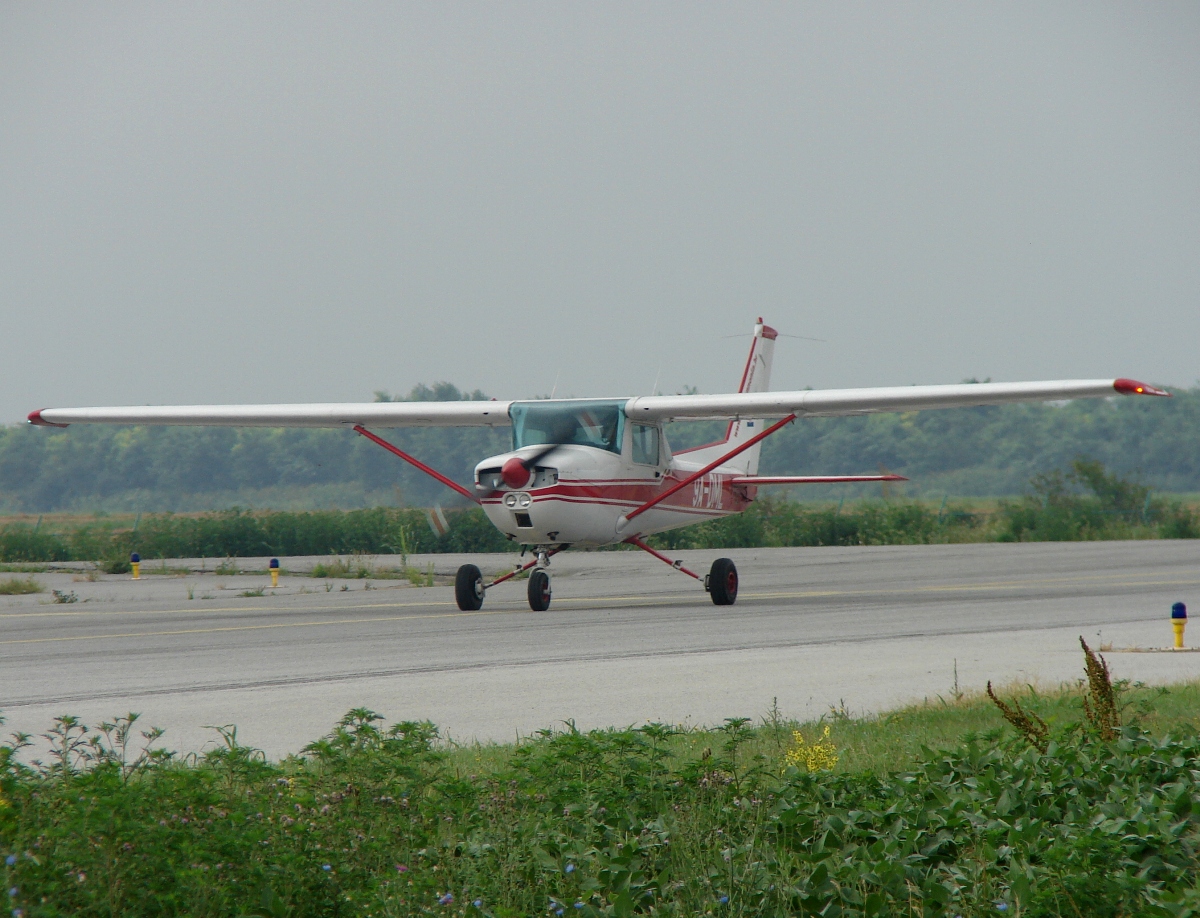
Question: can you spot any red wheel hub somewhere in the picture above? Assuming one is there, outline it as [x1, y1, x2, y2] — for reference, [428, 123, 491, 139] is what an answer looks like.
[501, 457, 531, 489]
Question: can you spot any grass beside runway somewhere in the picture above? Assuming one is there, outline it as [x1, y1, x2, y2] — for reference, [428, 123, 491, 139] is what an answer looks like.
[2, 459, 1198, 570]
[3, 662, 1200, 915]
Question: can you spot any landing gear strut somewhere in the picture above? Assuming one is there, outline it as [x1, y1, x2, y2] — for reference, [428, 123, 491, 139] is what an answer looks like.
[454, 546, 562, 612]
[623, 535, 739, 606]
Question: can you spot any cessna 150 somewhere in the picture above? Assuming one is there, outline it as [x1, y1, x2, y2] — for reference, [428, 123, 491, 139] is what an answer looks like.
[29, 319, 1168, 611]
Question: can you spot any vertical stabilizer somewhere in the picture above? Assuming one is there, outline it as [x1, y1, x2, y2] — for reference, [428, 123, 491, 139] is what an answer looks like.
[676, 318, 777, 475]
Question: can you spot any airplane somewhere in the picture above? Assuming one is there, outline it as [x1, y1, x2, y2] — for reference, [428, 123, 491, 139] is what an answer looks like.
[28, 319, 1170, 612]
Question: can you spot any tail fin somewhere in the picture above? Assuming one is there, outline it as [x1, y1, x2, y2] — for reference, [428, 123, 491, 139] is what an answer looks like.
[676, 318, 777, 475]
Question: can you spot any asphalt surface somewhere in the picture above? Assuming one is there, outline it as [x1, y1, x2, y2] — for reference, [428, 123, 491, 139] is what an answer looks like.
[2, 541, 1198, 758]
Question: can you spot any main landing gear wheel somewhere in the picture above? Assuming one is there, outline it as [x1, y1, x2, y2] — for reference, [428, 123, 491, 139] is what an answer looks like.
[707, 558, 738, 606]
[455, 564, 485, 611]
[527, 569, 551, 611]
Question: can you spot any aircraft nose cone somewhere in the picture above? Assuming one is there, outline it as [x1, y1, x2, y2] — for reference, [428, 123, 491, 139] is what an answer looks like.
[501, 456, 531, 489]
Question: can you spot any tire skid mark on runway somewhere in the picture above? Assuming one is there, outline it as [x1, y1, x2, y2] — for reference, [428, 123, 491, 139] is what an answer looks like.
[2, 571, 1196, 625]
[3, 614, 1168, 708]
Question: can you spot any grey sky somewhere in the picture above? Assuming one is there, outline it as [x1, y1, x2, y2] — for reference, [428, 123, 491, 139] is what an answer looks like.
[3, 3, 1198, 424]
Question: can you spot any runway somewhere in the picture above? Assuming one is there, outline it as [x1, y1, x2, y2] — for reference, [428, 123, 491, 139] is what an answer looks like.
[2, 541, 1198, 758]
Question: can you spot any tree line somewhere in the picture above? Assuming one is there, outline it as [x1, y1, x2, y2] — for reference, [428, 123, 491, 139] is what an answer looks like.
[1, 383, 1195, 513]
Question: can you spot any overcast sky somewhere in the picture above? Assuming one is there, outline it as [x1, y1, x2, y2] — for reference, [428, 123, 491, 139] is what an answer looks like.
[2, 3, 1198, 423]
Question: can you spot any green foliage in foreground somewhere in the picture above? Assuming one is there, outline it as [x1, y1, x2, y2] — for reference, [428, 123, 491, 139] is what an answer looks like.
[4, 682, 1200, 916]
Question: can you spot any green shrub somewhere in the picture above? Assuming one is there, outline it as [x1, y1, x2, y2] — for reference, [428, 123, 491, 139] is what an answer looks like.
[0, 575, 43, 594]
[1161, 503, 1200, 539]
[997, 458, 1167, 542]
[101, 556, 132, 574]
[0, 526, 69, 562]
[5, 699, 1200, 916]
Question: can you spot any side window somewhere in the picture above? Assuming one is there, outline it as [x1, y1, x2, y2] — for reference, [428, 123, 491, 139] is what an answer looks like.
[631, 424, 660, 466]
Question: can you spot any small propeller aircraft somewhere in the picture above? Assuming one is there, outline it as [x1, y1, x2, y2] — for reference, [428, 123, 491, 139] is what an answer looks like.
[29, 319, 1169, 611]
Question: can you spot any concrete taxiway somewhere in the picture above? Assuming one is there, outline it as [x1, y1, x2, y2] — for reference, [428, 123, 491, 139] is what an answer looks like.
[1, 541, 1198, 758]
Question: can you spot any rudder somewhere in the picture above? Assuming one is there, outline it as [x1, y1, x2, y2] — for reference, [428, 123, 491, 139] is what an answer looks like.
[675, 318, 777, 475]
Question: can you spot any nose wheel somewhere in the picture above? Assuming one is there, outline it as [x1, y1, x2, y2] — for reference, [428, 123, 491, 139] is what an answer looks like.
[527, 569, 552, 611]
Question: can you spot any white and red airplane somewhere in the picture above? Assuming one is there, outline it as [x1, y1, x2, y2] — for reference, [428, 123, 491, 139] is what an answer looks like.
[29, 319, 1169, 611]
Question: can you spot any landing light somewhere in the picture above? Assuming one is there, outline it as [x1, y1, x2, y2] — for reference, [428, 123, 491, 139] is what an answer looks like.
[503, 492, 532, 509]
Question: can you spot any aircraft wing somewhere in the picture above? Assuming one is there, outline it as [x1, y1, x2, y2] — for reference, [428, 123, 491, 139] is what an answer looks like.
[28, 401, 514, 428]
[27, 379, 1169, 429]
[624, 378, 1169, 422]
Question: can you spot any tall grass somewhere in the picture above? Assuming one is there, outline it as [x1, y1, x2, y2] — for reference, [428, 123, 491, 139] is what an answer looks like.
[1, 461, 1195, 563]
[0, 506, 513, 563]
[0, 576, 43, 594]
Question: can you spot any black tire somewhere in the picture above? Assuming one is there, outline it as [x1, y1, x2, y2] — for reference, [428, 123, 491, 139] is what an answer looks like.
[455, 564, 484, 611]
[708, 558, 738, 606]
[527, 569, 551, 611]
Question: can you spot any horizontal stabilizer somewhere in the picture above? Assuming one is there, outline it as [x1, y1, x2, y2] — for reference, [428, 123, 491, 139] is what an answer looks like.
[732, 475, 908, 485]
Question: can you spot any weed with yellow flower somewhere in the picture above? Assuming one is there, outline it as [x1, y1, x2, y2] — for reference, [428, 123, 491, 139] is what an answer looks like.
[783, 723, 839, 772]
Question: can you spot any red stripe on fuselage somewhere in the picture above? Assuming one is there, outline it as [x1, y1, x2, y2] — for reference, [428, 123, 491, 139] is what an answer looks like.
[479, 472, 753, 515]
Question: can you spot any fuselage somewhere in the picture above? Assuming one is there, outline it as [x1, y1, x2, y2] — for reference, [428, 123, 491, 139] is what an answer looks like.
[474, 399, 755, 547]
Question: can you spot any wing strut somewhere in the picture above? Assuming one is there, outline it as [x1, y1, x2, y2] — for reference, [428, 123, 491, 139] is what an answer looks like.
[353, 425, 480, 505]
[618, 413, 797, 529]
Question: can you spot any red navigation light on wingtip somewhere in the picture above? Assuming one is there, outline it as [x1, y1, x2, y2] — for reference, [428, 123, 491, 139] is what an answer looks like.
[1113, 378, 1171, 397]
[27, 410, 68, 428]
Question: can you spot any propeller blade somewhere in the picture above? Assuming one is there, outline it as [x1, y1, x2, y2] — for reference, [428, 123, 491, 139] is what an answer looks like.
[500, 441, 568, 489]
[522, 442, 563, 468]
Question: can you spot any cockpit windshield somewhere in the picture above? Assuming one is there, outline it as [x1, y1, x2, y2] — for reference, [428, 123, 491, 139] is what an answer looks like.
[510, 400, 625, 455]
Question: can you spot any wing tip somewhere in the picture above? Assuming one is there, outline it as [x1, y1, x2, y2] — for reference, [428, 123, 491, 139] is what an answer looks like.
[1113, 378, 1171, 397]
[27, 410, 68, 428]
